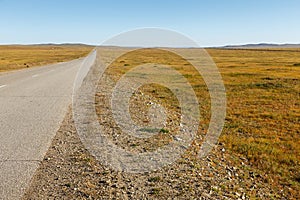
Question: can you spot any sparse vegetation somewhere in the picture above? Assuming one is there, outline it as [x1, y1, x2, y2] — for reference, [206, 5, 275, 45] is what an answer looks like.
[23, 47, 300, 199]
[0, 45, 94, 72]
[207, 48, 300, 193]
[293, 63, 300, 66]
[148, 176, 161, 182]
[159, 128, 169, 134]
[101, 47, 300, 196]
[150, 187, 161, 195]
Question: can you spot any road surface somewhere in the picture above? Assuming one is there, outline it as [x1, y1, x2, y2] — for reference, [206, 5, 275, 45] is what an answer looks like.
[0, 51, 95, 199]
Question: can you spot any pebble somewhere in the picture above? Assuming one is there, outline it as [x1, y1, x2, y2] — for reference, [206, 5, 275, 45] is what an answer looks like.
[173, 136, 183, 141]
[22, 84, 296, 199]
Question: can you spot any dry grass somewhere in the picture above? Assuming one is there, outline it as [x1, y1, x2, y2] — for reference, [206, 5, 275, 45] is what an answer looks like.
[4, 45, 297, 195]
[99, 47, 300, 195]
[207, 48, 300, 191]
[0, 44, 94, 72]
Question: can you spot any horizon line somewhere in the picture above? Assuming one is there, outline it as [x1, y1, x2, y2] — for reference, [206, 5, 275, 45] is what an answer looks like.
[0, 42, 300, 49]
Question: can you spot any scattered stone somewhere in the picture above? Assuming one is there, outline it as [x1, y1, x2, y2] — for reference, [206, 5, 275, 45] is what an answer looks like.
[22, 104, 298, 199]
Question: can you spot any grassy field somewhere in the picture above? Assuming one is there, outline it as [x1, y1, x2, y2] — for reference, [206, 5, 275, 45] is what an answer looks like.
[0, 45, 94, 72]
[99, 47, 300, 196]
[2, 45, 298, 197]
[208, 48, 300, 191]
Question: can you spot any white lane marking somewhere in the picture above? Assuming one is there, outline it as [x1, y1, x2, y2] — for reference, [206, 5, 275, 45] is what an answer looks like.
[32, 69, 54, 78]
[0, 85, 7, 89]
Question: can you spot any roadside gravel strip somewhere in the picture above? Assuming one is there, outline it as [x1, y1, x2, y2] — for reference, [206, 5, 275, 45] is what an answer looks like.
[0, 52, 95, 199]
[22, 47, 294, 199]
[22, 107, 287, 199]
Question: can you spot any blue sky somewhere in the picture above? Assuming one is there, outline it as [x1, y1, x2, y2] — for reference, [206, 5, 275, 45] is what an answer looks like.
[0, 0, 299, 46]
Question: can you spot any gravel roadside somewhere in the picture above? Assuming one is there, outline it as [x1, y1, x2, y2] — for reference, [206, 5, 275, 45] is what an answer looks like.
[21, 107, 290, 199]
[22, 47, 297, 199]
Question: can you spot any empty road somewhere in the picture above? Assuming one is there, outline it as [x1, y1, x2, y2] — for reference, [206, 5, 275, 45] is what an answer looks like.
[0, 50, 96, 199]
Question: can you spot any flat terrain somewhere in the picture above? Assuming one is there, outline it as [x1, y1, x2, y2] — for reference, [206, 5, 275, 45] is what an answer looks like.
[0, 44, 93, 72]
[208, 48, 300, 190]
[23, 47, 300, 199]
[0, 51, 95, 199]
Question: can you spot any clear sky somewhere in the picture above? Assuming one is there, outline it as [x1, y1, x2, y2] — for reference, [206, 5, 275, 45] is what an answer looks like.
[0, 0, 299, 47]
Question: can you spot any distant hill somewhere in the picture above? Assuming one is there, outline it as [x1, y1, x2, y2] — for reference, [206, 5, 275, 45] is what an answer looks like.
[0, 43, 95, 47]
[33, 43, 95, 47]
[222, 43, 300, 49]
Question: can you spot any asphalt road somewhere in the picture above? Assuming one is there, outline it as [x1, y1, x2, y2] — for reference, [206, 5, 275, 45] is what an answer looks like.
[0, 51, 95, 199]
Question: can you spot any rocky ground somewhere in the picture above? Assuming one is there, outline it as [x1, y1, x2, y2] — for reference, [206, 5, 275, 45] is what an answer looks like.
[22, 107, 293, 199]
[22, 48, 298, 199]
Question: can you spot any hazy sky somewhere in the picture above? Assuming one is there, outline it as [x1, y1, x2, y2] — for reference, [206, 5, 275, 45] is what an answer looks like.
[0, 0, 299, 46]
